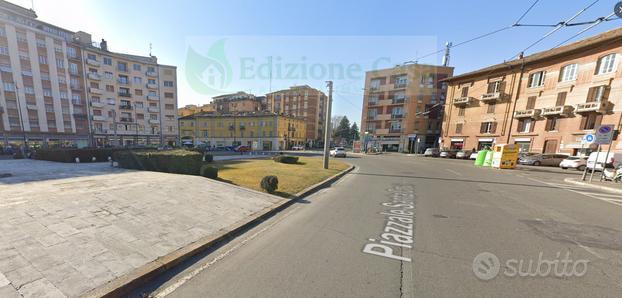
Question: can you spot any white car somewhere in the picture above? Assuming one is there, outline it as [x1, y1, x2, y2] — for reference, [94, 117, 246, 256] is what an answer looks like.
[330, 147, 347, 158]
[469, 151, 479, 160]
[291, 145, 305, 151]
[559, 156, 587, 171]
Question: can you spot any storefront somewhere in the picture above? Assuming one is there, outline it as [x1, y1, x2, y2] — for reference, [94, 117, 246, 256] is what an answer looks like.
[513, 137, 532, 153]
[450, 138, 464, 150]
[478, 138, 495, 151]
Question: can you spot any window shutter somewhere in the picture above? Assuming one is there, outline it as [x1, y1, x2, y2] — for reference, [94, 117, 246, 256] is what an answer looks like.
[480, 123, 485, 133]
[556, 92, 567, 106]
[595, 114, 603, 127]
[517, 119, 524, 132]
[602, 86, 611, 101]
[579, 115, 587, 130]
[498, 81, 506, 93]
[491, 122, 497, 133]
[529, 119, 536, 132]
[545, 118, 551, 131]
[461, 87, 468, 97]
[586, 87, 595, 102]
[526, 96, 536, 109]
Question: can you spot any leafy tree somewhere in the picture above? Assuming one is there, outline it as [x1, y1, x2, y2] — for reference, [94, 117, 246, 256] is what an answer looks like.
[350, 122, 360, 142]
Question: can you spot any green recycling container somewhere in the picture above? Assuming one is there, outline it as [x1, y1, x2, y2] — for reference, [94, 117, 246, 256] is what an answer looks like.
[483, 150, 494, 167]
[474, 150, 488, 166]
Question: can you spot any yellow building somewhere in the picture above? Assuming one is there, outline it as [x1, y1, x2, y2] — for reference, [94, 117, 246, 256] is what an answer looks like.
[179, 112, 307, 150]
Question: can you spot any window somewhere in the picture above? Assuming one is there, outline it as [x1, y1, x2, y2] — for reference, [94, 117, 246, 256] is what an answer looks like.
[118, 62, 128, 72]
[69, 63, 78, 74]
[148, 66, 156, 72]
[487, 103, 496, 114]
[24, 86, 35, 94]
[56, 59, 64, 69]
[135, 102, 144, 109]
[165, 104, 174, 110]
[0, 46, 8, 55]
[67, 47, 76, 58]
[556, 92, 567, 106]
[133, 77, 142, 84]
[480, 122, 496, 134]
[455, 123, 463, 134]
[517, 118, 534, 133]
[596, 53, 617, 75]
[106, 85, 114, 92]
[3, 82, 15, 91]
[528, 71, 545, 88]
[87, 53, 96, 60]
[133, 64, 141, 71]
[118, 75, 129, 84]
[586, 85, 609, 102]
[369, 78, 383, 89]
[38, 55, 48, 65]
[148, 78, 156, 84]
[135, 89, 143, 96]
[545, 117, 560, 132]
[460, 86, 469, 97]
[526, 96, 536, 109]
[559, 64, 578, 82]
[43, 89, 52, 97]
[458, 107, 465, 116]
[164, 81, 174, 87]
[580, 113, 602, 130]
[103, 57, 112, 65]
[165, 92, 174, 98]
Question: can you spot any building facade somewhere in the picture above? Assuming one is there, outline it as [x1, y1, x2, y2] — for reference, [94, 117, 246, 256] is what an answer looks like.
[0, 0, 178, 150]
[179, 112, 306, 151]
[265, 85, 326, 147]
[442, 27, 622, 155]
[178, 103, 215, 117]
[361, 64, 454, 152]
[212, 91, 262, 113]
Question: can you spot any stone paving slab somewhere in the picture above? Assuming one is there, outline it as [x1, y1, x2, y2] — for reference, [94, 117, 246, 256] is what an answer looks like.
[0, 160, 283, 297]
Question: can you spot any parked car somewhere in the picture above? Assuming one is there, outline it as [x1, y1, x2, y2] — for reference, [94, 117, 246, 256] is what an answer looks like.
[234, 145, 251, 152]
[519, 153, 569, 166]
[469, 151, 479, 160]
[586, 152, 622, 171]
[439, 149, 458, 158]
[291, 145, 305, 151]
[456, 150, 472, 159]
[330, 147, 347, 158]
[559, 156, 588, 171]
[423, 148, 440, 157]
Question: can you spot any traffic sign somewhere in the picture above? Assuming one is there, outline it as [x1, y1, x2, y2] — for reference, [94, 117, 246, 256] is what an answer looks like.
[582, 134, 594, 145]
[615, 2, 622, 18]
[595, 124, 615, 145]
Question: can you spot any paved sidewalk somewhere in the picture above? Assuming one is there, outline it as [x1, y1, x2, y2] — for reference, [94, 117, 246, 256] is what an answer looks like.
[564, 177, 622, 194]
[0, 160, 283, 297]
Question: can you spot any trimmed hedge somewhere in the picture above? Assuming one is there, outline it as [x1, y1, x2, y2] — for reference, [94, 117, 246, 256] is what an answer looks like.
[113, 149, 204, 175]
[273, 155, 299, 164]
[200, 165, 218, 179]
[35, 148, 126, 163]
[260, 175, 279, 194]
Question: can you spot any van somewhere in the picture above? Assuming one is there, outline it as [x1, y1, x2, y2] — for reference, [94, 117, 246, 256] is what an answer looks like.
[586, 152, 622, 171]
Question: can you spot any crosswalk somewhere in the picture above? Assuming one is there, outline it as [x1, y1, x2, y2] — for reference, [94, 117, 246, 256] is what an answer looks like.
[532, 179, 622, 207]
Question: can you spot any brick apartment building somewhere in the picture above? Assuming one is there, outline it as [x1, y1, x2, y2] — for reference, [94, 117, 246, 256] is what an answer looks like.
[361, 64, 454, 152]
[442, 27, 622, 155]
[265, 85, 327, 147]
[212, 91, 263, 113]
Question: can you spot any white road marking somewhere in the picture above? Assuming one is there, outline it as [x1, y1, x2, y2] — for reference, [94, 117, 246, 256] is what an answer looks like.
[527, 178, 622, 208]
[152, 205, 302, 297]
[445, 169, 462, 176]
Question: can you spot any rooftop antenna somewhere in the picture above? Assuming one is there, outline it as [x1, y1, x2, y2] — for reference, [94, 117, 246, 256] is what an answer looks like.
[442, 41, 452, 66]
[149, 43, 153, 56]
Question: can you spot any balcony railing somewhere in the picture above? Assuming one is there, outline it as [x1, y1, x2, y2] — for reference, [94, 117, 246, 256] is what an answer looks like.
[389, 128, 402, 133]
[391, 98, 405, 104]
[146, 83, 158, 89]
[89, 87, 103, 94]
[118, 92, 132, 97]
[453, 97, 473, 106]
[91, 102, 104, 108]
[87, 73, 101, 80]
[147, 107, 159, 113]
[86, 59, 100, 66]
[119, 117, 134, 123]
[481, 92, 504, 102]
[367, 114, 376, 120]
[391, 114, 404, 119]
[541, 105, 573, 117]
[147, 95, 160, 101]
[514, 109, 541, 119]
[92, 115, 106, 121]
[148, 119, 159, 124]
[146, 71, 157, 77]
[394, 82, 407, 89]
[576, 101, 608, 114]
[117, 79, 129, 85]
[119, 104, 133, 110]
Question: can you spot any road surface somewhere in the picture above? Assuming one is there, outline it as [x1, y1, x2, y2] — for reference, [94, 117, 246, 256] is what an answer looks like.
[140, 154, 622, 297]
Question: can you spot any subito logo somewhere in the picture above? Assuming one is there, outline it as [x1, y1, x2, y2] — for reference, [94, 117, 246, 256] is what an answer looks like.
[472, 252, 500, 281]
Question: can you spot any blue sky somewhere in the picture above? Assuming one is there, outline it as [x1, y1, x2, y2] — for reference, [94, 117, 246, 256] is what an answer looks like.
[11, 0, 622, 124]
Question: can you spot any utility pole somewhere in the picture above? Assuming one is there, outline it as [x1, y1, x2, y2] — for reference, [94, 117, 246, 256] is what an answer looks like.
[323, 81, 333, 169]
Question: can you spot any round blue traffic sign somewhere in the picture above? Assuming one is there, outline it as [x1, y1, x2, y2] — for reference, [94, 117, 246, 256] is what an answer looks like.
[598, 126, 612, 134]
[584, 134, 594, 142]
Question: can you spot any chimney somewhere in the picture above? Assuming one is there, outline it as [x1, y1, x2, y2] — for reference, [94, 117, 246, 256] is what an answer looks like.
[100, 39, 108, 51]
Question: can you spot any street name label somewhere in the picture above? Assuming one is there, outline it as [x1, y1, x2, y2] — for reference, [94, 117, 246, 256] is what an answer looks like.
[595, 125, 614, 145]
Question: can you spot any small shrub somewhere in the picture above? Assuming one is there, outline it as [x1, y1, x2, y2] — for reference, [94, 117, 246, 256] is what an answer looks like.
[34, 148, 127, 163]
[203, 153, 213, 162]
[200, 165, 218, 179]
[260, 175, 279, 194]
[273, 155, 299, 164]
[113, 149, 204, 175]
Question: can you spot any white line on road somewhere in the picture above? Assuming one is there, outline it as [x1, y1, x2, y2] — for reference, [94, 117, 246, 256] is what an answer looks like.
[527, 178, 622, 208]
[152, 205, 303, 297]
[445, 169, 462, 176]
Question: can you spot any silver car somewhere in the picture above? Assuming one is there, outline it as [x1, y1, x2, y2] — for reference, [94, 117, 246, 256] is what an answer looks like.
[519, 153, 569, 167]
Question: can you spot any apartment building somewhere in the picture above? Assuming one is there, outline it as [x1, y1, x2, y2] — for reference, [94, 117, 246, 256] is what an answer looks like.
[0, 1, 90, 149]
[178, 103, 215, 117]
[265, 85, 326, 147]
[361, 64, 454, 152]
[179, 112, 306, 150]
[0, 0, 178, 150]
[442, 27, 622, 155]
[212, 91, 262, 113]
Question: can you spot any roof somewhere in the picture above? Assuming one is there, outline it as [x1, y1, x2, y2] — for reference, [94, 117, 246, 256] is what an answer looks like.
[445, 26, 622, 82]
[365, 62, 453, 74]
[179, 111, 306, 120]
[266, 85, 324, 95]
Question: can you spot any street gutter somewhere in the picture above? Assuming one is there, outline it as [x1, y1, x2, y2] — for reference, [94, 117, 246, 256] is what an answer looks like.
[82, 164, 355, 298]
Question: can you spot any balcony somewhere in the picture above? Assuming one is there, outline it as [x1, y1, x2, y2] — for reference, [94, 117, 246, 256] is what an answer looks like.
[576, 101, 608, 114]
[514, 109, 541, 119]
[147, 107, 159, 113]
[117, 79, 129, 85]
[394, 82, 407, 89]
[148, 119, 159, 124]
[26, 104, 37, 110]
[453, 97, 473, 106]
[119, 104, 133, 110]
[118, 92, 131, 98]
[119, 117, 134, 123]
[73, 113, 87, 120]
[87, 73, 101, 80]
[541, 105, 573, 117]
[390, 98, 405, 105]
[92, 115, 106, 121]
[147, 95, 160, 101]
[391, 114, 404, 119]
[67, 54, 81, 62]
[89, 87, 103, 94]
[146, 83, 158, 89]
[70, 84, 82, 91]
[91, 101, 104, 108]
[367, 114, 376, 120]
[480, 92, 504, 103]
[86, 59, 100, 67]
[146, 70, 157, 77]
[389, 128, 403, 134]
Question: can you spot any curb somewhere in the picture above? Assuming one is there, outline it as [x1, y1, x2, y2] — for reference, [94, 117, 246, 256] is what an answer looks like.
[564, 178, 622, 194]
[82, 164, 355, 298]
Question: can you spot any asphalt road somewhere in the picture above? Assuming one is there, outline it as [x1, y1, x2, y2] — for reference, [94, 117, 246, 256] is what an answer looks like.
[142, 154, 622, 297]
